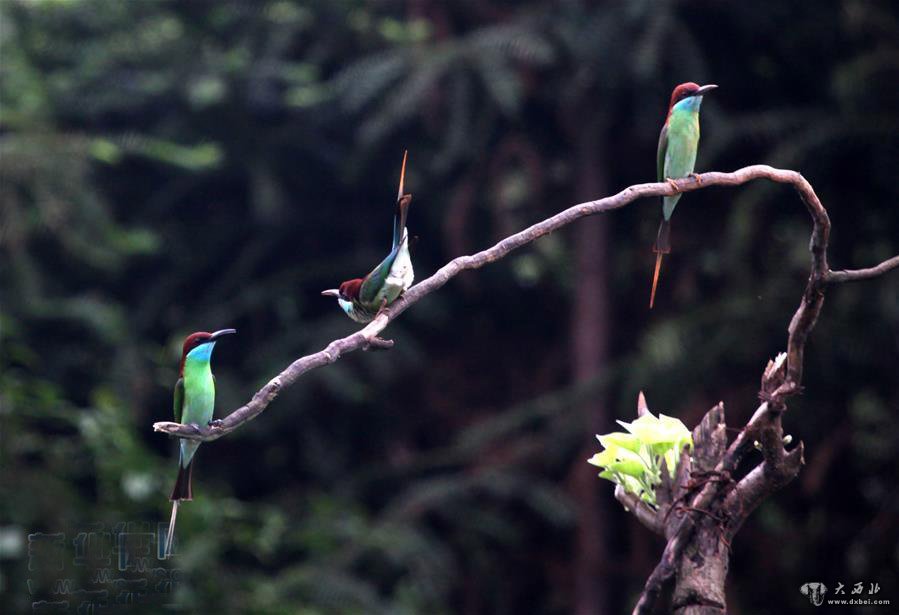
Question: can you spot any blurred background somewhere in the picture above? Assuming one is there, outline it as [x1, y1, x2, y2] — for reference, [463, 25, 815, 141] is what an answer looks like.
[2, 1, 898, 613]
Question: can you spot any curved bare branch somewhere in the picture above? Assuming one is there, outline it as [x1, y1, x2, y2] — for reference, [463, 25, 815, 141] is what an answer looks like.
[153, 165, 897, 443]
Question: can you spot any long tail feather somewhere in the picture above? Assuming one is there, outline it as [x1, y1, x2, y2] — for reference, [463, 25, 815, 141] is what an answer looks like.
[165, 457, 193, 558]
[649, 219, 673, 309]
[397, 149, 407, 202]
[165, 500, 179, 558]
[392, 151, 412, 250]
[649, 252, 664, 309]
[654, 218, 672, 254]
[169, 458, 193, 501]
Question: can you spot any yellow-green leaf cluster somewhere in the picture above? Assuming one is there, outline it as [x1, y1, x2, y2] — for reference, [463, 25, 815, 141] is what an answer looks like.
[587, 413, 693, 507]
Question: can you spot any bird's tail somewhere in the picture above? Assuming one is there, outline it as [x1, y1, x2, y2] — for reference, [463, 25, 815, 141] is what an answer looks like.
[165, 500, 179, 559]
[654, 218, 672, 255]
[169, 458, 194, 501]
[165, 458, 193, 558]
[392, 150, 412, 250]
[650, 219, 672, 309]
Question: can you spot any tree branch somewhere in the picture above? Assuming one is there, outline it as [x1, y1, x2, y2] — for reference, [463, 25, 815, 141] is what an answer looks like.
[826, 255, 899, 283]
[628, 170, 896, 614]
[614, 485, 663, 536]
[153, 165, 898, 447]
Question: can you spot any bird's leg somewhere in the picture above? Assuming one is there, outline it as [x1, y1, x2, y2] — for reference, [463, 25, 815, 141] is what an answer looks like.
[374, 297, 390, 320]
[208, 418, 224, 428]
[689, 172, 703, 185]
[364, 298, 395, 351]
[666, 178, 681, 192]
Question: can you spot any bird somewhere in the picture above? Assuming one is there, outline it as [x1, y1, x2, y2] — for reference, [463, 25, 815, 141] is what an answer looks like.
[322, 151, 414, 323]
[165, 328, 236, 558]
[650, 82, 718, 309]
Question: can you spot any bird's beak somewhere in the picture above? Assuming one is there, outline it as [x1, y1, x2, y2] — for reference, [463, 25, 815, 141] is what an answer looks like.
[695, 84, 718, 96]
[210, 328, 237, 340]
[321, 289, 340, 298]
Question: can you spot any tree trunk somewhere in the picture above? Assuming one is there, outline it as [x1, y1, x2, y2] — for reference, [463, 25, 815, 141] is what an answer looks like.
[672, 523, 728, 614]
[569, 132, 611, 615]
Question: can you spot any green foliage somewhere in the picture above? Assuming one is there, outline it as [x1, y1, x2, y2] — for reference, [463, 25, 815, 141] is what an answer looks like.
[589, 413, 693, 506]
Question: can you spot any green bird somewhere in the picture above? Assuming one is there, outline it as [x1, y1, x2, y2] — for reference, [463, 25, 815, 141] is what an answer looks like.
[650, 82, 718, 308]
[165, 328, 235, 558]
[322, 151, 414, 323]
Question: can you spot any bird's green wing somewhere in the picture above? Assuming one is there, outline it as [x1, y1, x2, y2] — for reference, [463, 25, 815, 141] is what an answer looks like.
[360, 247, 399, 304]
[657, 123, 668, 182]
[173, 378, 184, 424]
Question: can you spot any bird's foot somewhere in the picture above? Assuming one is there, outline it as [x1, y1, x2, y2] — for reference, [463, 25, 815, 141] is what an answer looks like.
[207, 418, 224, 428]
[362, 299, 395, 351]
[666, 178, 681, 192]
[374, 298, 391, 320]
[689, 173, 703, 185]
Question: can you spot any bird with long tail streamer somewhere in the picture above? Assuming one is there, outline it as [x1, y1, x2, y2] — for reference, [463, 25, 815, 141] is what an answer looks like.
[165, 328, 235, 558]
[322, 151, 414, 323]
[650, 82, 717, 308]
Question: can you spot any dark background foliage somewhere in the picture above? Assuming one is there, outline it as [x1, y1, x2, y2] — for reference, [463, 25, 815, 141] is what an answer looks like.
[2, 1, 897, 613]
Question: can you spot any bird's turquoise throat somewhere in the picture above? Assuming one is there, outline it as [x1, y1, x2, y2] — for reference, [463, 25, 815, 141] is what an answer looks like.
[179, 342, 216, 467]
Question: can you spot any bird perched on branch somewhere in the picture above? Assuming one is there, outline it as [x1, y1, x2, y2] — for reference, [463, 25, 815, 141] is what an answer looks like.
[322, 151, 414, 323]
[650, 82, 717, 308]
[165, 328, 235, 558]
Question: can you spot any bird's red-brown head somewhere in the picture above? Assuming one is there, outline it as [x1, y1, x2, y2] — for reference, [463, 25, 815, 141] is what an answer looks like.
[668, 82, 718, 111]
[339, 279, 363, 301]
[178, 329, 236, 376]
[321, 278, 363, 302]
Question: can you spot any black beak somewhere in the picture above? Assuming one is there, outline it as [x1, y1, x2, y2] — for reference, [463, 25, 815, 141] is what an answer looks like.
[695, 84, 718, 96]
[210, 328, 237, 341]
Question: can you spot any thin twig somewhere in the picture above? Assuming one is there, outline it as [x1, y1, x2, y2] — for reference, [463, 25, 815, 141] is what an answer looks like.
[826, 255, 899, 283]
